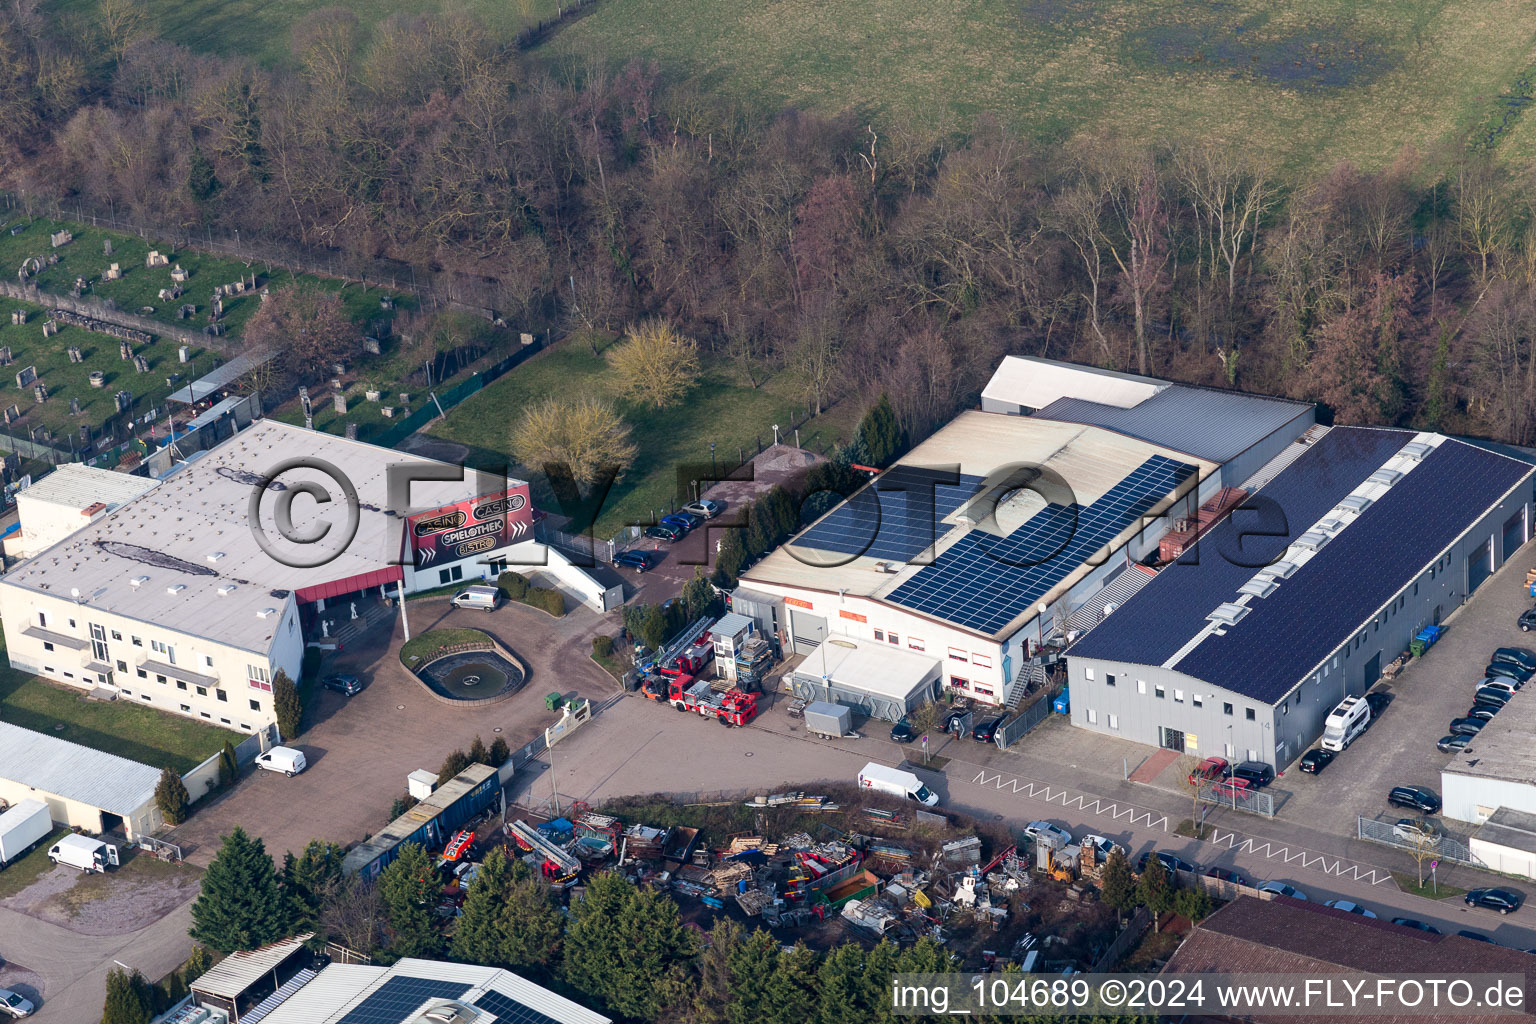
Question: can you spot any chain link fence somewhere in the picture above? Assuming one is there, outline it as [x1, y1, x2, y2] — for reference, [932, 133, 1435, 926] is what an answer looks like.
[1358, 815, 1476, 865]
[1198, 781, 1276, 818]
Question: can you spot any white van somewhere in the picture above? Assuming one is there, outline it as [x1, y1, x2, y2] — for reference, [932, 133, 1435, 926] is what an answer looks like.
[857, 762, 939, 806]
[255, 745, 308, 777]
[450, 585, 503, 612]
[1320, 695, 1370, 752]
[49, 834, 118, 873]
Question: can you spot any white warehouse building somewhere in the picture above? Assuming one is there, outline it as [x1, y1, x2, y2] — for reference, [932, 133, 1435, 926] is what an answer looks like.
[0, 418, 544, 736]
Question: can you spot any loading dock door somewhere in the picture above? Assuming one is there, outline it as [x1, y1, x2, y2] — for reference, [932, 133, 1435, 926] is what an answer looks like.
[1363, 652, 1381, 689]
[1468, 538, 1493, 595]
[1504, 512, 1527, 562]
[789, 609, 827, 656]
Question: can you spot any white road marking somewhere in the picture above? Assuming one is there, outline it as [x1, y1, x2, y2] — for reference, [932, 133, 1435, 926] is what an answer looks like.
[970, 770, 1170, 832]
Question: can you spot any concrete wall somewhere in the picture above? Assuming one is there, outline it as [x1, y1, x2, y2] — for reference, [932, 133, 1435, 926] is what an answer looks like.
[1069, 484, 1533, 770]
[1470, 835, 1536, 878]
[1442, 773, 1536, 824]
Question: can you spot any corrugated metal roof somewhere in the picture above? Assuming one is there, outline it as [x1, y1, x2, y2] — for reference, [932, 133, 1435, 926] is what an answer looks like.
[982, 355, 1165, 410]
[0, 721, 162, 815]
[1032, 384, 1313, 463]
[16, 462, 159, 512]
[191, 933, 314, 999]
[168, 349, 275, 403]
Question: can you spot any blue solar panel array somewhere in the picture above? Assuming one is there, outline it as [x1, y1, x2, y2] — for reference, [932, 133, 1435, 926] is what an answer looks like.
[1069, 428, 1535, 703]
[338, 977, 472, 1024]
[885, 455, 1197, 634]
[794, 465, 986, 562]
[475, 989, 567, 1024]
[1069, 427, 1414, 669]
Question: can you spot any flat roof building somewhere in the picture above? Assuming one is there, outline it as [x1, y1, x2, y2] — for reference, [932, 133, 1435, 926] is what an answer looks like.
[0, 721, 164, 839]
[1442, 683, 1536, 825]
[0, 418, 537, 736]
[11, 463, 160, 558]
[1067, 426, 1534, 770]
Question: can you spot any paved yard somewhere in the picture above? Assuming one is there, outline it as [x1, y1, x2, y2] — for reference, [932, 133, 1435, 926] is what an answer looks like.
[168, 595, 619, 866]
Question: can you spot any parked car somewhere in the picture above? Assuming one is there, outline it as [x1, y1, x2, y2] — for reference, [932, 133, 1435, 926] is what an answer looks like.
[614, 549, 660, 572]
[1212, 778, 1253, 800]
[1230, 761, 1276, 788]
[1465, 887, 1525, 914]
[321, 674, 362, 696]
[1458, 930, 1495, 943]
[889, 718, 916, 743]
[1518, 608, 1536, 633]
[0, 989, 33, 1020]
[1082, 835, 1124, 860]
[660, 513, 699, 534]
[1257, 881, 1308, 901]
[683, 499, 724, 520]
[1486, 661, 1534, 683]
[1187, 756, 1230, 786]
[971, 716, 1005, 742]
[1137, 850, 1198, 876]
[1299, 748, 1336, 774]
[1023, 821, 1073, 848]
[1478, 676, 1521, 695]
[644, 524, 684, 542]
[1437, 734, 1474, 753]
[1391, 918, 1442, 934]
[1204, 866, 1250, 886]
[1364, 690, 1391, 718]
[1392, 818, 1443, 846]
[1388, 785, 1441, 814]
[1449, 717, 1487, 737]
[1465, 704, 1502, 721]
[1492, 647, 1536, 673]
[1473, 686, 1513, 706]
[1324, 899, 1377, 919]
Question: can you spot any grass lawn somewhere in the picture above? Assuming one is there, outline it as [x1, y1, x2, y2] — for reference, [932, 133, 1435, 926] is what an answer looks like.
[591, 651, 629, 682]
[400, 628, 494, 666]
[426, 335, 857, 536]
[0, 827, 71, 899]
[537, 0, 1536, 173]
[1391, 871, 1468, 900]
[0, 637, 239, 774]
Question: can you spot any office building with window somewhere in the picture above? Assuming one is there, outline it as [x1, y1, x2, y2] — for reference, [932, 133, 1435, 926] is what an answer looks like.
[0, 418, 539, 735]
[1065, 426, 1534, 768]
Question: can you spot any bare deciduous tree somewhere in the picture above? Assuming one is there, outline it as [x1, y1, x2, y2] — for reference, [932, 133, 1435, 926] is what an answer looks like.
[607, 319, 701, 409]
[510, 396, 637, 486]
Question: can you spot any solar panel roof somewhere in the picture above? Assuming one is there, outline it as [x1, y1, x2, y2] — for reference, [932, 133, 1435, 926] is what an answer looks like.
[1070, 429, 1535, 703]
[336, 976, 472, 1024]
[793, 465, 986, 562]
[476, 989, 566, 1024]
[885, 455, 1197, 634]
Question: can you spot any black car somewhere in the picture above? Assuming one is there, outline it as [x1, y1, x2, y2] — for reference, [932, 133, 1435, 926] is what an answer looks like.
[1457, 930, 1495, 943]
[1449, 717, 1487, 737]
[1298, 748, 1336, 774]
[1465, 887, 1525, 914]
[613, 549, 659, 572]
[1204, 866, 1250, 886]
[1474, 686, 1513, 706]
[1492, 646, 1536, 673]
[644, 524, 683, 542]
[1137, 851, 1198, 876]
[1230, 761, 1276, 788]
[321, 674, 362, 696]
[889, 718, 916, 743]
[1364, 691, 1391, 719]
[972, 716, 1005, 742]
[1519, 609, 1536, 633]
[1465, 703, 1502, 721]
[1437, 734, 1474, 753]
[1390, 917, 1442, 934]
[1486, 661, 1535, 683]
[1387, 785, 1441, 814]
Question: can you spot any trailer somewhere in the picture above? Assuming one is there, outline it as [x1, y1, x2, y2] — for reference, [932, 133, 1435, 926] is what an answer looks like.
[804, 701, 852, 739]
[0, 799, 51, 868]
[662, 825, 700, 864]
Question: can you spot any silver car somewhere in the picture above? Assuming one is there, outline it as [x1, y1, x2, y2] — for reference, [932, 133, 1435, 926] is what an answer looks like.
[1257, 881, 1308, 901]
[0, 988, 34, 1019]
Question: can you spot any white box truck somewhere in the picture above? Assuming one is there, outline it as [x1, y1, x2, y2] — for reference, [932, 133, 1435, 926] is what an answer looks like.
[48, 834, 118, 873]
[857, 762, 939, 806]
[255, 746, 308, 776]
[1320, 695, 1370, 752]
[0, 800, 52, 868]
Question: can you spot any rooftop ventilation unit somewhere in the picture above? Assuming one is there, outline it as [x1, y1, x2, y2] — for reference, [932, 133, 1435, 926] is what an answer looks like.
[1400, 442, 1432, 461]
[872, 561, 903, 574]
[1269, 560, 1299, 578]
[1367, 468, 1402, 487]
[1295, 530, 1330, 552]
[1317, 518, 1345, 534]
[129, 576, 149, 588]
[1337, 494, 1373, 513]
[1207, 602, 1250, 627]
[206, 551, 224, 563]
[1240, 577, 1278, 599]
[166, 584, 186, 595]
[257, 607, 277, 619]
[216, 584, 237, 596]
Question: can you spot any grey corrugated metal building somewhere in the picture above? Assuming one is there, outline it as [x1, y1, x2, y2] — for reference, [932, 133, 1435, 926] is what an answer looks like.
[0, 721, 164, 838]
[1065, 427, 1534, 770]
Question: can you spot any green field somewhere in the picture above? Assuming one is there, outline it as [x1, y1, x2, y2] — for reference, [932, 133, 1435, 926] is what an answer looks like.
[0, 638, 239, 774]
[426, 337, 856, 536]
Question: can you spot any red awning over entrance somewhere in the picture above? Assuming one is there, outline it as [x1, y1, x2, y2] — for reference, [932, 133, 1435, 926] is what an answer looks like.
[294, 566, 404, 603]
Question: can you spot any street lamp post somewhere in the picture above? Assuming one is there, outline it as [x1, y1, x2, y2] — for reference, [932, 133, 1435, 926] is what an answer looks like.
[710, 442, 717, 477]
[1036, 602, 1048, 653]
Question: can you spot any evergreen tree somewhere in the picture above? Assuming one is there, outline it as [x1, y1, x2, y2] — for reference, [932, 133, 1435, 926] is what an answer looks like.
[763, 944, 819, 1024]
[724, 927, 779, 1024]
[1099, 849, 1137, 917]
[1172, 885, 1213, 923]
[378, 842, 441, 959]
[488, 737, 511, 766]
[184, 945, 214, 983]
[744, 498, 773, 557]
[681, 568, 718, 621]
[154, 767, 190, 825]
[217, 741, 239, 789]
[857, 393, 903, 467]
[467, 735, 490, 767]
[712, 529, 746, 586]
[437, 749, 471, 784]
[691, 919, 744, 1024]
[1136, 861, 1176, 930]
[282, 840, 344, 930]
[765, 485, 798, 543]
[191, 828, 294, 953]
[563, 872, 695, 1020]
[102, 967, 152, 1024]
[452, 845, 514, 967]
[272, 670, 303, 739]
[816, 943, 871, 1024]
[187, 147, 220, 203]
[899, 936, 953, 974]
[499, 874, 564, 972]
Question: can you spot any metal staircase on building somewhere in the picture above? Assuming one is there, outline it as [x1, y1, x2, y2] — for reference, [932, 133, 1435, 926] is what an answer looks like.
[1007, 661, 1050, 710]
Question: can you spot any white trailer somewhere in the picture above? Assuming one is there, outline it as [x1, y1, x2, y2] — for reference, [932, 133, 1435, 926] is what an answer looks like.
[0, 799, 52, 867]
[48, 833, 118, 873]
[857, 762, 939, 806]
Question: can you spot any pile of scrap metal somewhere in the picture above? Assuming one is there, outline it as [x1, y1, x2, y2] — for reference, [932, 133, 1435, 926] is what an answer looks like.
[744, 792, 839, 811]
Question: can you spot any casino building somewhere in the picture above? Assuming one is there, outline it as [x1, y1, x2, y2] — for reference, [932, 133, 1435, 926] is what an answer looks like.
[0, 418, 545, 737]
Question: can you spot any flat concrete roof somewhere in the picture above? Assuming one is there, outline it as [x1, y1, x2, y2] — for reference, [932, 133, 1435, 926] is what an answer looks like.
[0, 721, 161, 815]
[1473, 808, 1536, 856]
[16, 463, 159, 512]
[1, 419, 523, 654]
[1444, 684, 1536, 786]
[799, 637, 939, 701]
